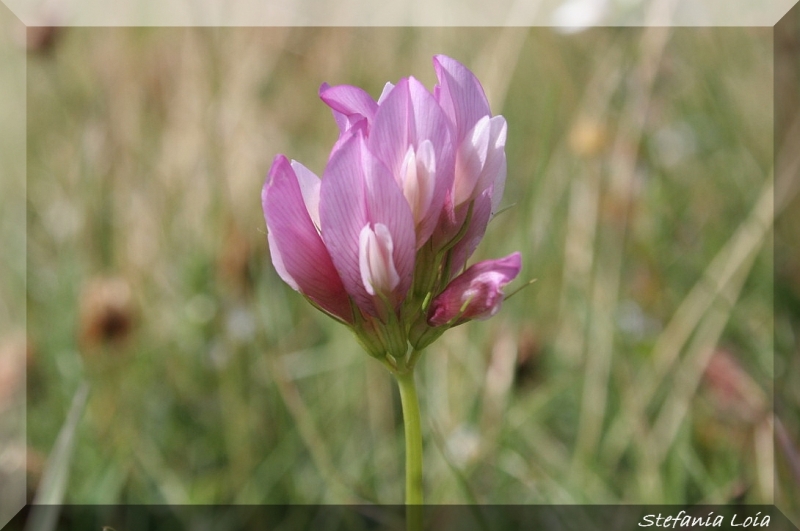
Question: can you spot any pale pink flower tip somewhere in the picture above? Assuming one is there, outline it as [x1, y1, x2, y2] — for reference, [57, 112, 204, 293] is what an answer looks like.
[428, 252, 522, 327]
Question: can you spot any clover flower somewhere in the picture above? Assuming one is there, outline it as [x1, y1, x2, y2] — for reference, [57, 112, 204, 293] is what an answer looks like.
[262, 55, 520, 361]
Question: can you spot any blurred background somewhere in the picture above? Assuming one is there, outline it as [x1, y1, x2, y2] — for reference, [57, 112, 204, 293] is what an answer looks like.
[6, 19, 799, 514]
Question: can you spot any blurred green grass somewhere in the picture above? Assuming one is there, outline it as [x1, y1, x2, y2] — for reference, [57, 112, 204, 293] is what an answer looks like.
[20, 25, 796, 510]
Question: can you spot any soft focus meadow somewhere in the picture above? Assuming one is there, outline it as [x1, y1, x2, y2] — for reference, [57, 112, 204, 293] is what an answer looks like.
[14, 23, 800, 513]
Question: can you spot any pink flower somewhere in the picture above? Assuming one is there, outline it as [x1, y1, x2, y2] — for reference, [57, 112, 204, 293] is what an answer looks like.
[263, 56, 521, 356]
[428, 253, 522, 326]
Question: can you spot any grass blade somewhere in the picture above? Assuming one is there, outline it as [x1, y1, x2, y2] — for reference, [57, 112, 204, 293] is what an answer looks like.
[26, 382, 89, 531]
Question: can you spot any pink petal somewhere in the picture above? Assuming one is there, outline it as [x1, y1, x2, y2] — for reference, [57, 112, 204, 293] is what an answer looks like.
[319, 83, 378, 133]
[447, 187, 494, 275]
[433, 55, 492, 144]
[434, 56, 508, 230]
[263, 155, 352, 323]
[432, 189, 458, 248]
[319, 132, 371, 313]
[428, 252, 521, 326]
[361, 135, 416, 306]
[267, 230, 297, 290]
[377, 82, 395, 104]
[291, 160, 322, 230]
[369, 77, 454, 247]
[368, 77, 412, 179]
[320, 130, 415, 315]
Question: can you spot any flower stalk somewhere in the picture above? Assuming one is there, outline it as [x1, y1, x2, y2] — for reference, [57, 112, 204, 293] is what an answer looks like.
[395, 369, 423, 506]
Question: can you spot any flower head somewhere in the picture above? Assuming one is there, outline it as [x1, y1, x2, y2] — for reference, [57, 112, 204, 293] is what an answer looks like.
[263, 56, 522, 360]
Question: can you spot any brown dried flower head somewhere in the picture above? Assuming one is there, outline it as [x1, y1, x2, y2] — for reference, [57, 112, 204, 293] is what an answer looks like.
[79, 277, 136, 349]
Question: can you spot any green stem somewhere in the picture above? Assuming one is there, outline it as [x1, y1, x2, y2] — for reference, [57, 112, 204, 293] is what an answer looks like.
[395, 370, 423, 507]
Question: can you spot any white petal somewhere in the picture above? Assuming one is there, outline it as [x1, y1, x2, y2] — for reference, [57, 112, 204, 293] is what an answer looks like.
[454, 115, 491, 206]
[400, 140, 437, 227]
[359, 223, 400, 296]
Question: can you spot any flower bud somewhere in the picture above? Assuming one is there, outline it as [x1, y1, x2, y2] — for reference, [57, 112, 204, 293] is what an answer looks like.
[428, 253, 521, 326]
